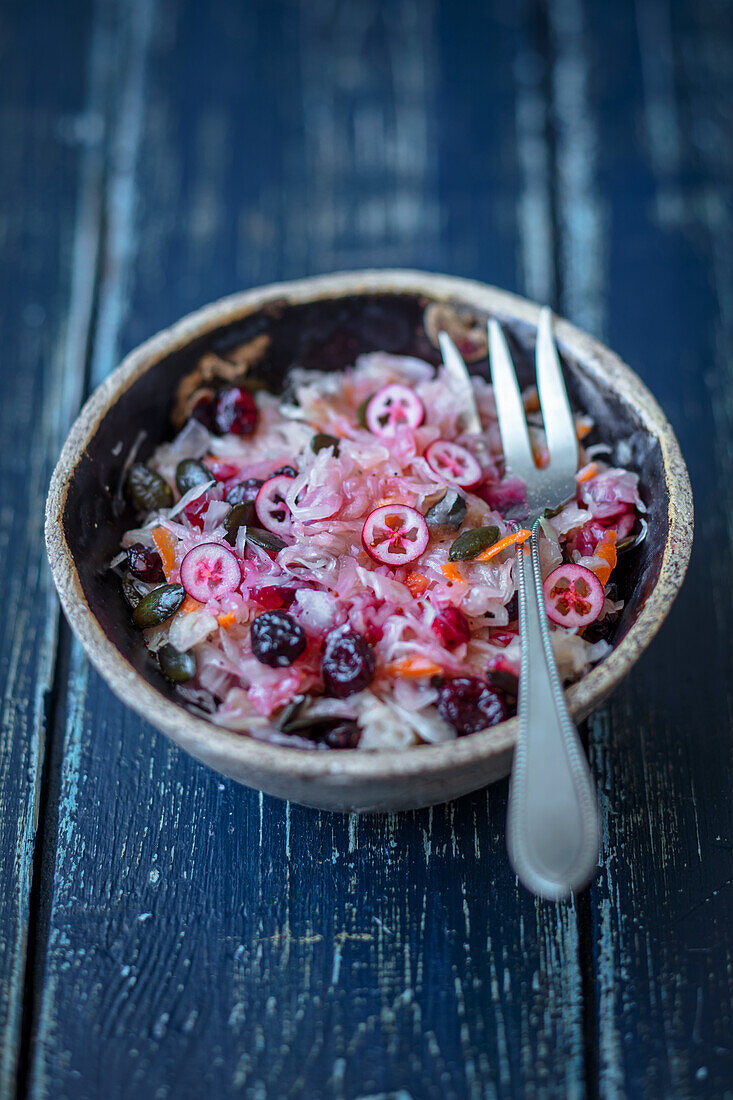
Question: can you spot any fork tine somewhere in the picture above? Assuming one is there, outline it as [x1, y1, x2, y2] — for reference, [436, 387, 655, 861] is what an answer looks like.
[488, 319, 535, 480]
[437, 331, 483, 434]
[535, 308, 579, 473]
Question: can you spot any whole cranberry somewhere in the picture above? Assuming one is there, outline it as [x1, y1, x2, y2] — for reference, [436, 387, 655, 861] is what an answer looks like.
[214, 387, 258, 436]
[437, 677, 508, 736]
[126, 544, 165, 583]
[322, 629, 376, 698]
[190, 395, 217, 431]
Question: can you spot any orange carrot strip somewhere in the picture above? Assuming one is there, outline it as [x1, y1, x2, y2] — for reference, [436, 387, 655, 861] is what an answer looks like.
[151, 526, 177, 579]
[475, 529, 531, 562]
[592, 530, 618, 587]
[406, 571, 429, 598]
[575, 418, 593, 440]
[576, 461, 598, 484]
[441, 562, 466, 584]
[180, 595, 202, 614]
[217, 610, 237, 629]
[386, 657, 444, 679]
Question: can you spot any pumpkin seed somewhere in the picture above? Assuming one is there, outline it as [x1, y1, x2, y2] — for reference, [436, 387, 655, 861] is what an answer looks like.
[132, 583, 185, 628]
[424, 491, 467, 531]
[448, 525, 501, 561]
[175, 458, 212, 495]
[224, 502, 254, 545]
[158, 643, 196, 682]
[126, 463, 174, 513]
[356, 394, 373, 427]
[246, 527, 287, 553]
[311, 432, 340, 456]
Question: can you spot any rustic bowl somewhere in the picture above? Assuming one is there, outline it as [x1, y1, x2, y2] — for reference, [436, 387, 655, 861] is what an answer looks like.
[45, 271, 693, 812]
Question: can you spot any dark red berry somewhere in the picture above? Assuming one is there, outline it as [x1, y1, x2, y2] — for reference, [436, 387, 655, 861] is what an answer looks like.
[322, 629, 376, 698]
[272, 465, 298, 478]
[251, 610, 306, 667]
[323, 721, 361, 749]
[126, 543, 165, 583]
[431, 606, 471, 647]
[249, 585, 296, 611]
[437, 677, 509, 736]
[214, 387, 258, 436]
[191, 395, 217, 431]
[226, 478, 264, 505]
[183, 496, 209, 530]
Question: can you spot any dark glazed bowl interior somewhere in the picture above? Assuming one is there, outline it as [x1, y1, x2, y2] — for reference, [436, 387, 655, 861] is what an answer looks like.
[65, 288, 666, 712]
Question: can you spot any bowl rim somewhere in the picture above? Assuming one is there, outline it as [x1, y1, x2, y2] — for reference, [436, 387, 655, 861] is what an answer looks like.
[45, 269, 694, 785]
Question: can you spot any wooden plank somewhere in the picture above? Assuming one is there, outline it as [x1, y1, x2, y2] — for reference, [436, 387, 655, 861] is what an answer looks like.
[0, 2, 100, 1095]
[546, 0, 733, 1094]
[29, 1, 592, 1097]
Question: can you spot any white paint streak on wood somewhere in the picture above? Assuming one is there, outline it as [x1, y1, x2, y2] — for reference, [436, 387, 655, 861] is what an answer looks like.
[295, 0, 440, 271]
[547, 0, 606, 337]
[89, 0, 157, 389]
[513, 43, 556, 305]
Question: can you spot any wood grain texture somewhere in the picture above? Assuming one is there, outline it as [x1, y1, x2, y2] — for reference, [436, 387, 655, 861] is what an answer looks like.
[0, 3, 98, 1094]
[28, 1, 590, 1097]
[548, 0, 733, 1095]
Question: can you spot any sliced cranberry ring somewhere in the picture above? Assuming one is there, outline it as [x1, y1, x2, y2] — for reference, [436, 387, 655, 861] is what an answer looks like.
[365, 384, 425, 437]
[543, 563, 604, 628]
[361, 504, 430, 566]
[180, 542, 241, 602]
[425, 439, 482, 488]
[255, 474, 295, 534]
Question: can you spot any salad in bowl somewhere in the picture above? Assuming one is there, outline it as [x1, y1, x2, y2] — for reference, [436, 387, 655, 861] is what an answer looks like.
[114, 346, 644, 751]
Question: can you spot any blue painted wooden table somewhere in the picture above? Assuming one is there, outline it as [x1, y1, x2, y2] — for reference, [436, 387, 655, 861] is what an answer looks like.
[2, 0, 732, 1096]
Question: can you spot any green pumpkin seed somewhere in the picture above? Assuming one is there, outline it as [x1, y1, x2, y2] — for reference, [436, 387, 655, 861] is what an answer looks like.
[158, 643, 196, 682]
[126, 463, 174, 513]
[424, 491, 468, 531]
[246, 527, 287, 553]
[356, 394, 373, 427]
[277, 695, 308, 732]
[449, 525, 501, 561]
[175, 458, 212, 495]
[132, 583, 185, 628]
[224, 502, 254, 545]
[311, 432, 340, 456]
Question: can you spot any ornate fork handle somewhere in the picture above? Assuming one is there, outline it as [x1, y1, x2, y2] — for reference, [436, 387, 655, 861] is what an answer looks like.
[506, 522, 599, 899]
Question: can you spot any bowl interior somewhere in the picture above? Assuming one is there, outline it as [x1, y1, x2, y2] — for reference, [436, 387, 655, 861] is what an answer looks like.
[62, 289, 667, 717]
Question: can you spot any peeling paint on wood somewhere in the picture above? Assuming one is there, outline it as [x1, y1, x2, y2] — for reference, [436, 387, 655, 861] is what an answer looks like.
[3, 0, 732, 1097]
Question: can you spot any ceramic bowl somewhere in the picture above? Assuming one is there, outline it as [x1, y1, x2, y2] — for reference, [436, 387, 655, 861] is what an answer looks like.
[45, 271, 693, 811]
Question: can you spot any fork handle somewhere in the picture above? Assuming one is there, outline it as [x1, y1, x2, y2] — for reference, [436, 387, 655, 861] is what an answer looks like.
[506, 526, 599, 899]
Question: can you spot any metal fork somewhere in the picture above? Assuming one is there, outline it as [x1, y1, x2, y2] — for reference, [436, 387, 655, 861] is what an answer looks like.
[488, 310, 598, 899]
[440, 313, 599, 899]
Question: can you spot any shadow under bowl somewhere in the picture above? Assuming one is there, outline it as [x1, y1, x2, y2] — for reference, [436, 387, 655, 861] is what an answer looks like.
[45, 271, 693, 811]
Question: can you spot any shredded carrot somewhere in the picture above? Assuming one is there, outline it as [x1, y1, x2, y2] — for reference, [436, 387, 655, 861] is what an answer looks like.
[575, 418, 593, 440]
[576, 461, 598, 484]
[532, 447, 550, 469]
[386, 657, 444, 679]
[151, 526, 177, 580]
[441, 562, 466, 584]
[217, 610, 237, 629]
[475, 529, 531, 562]
[406, 571, 429, 598]
[180, 595, 202, 615]
[592, 530, 618, 586]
